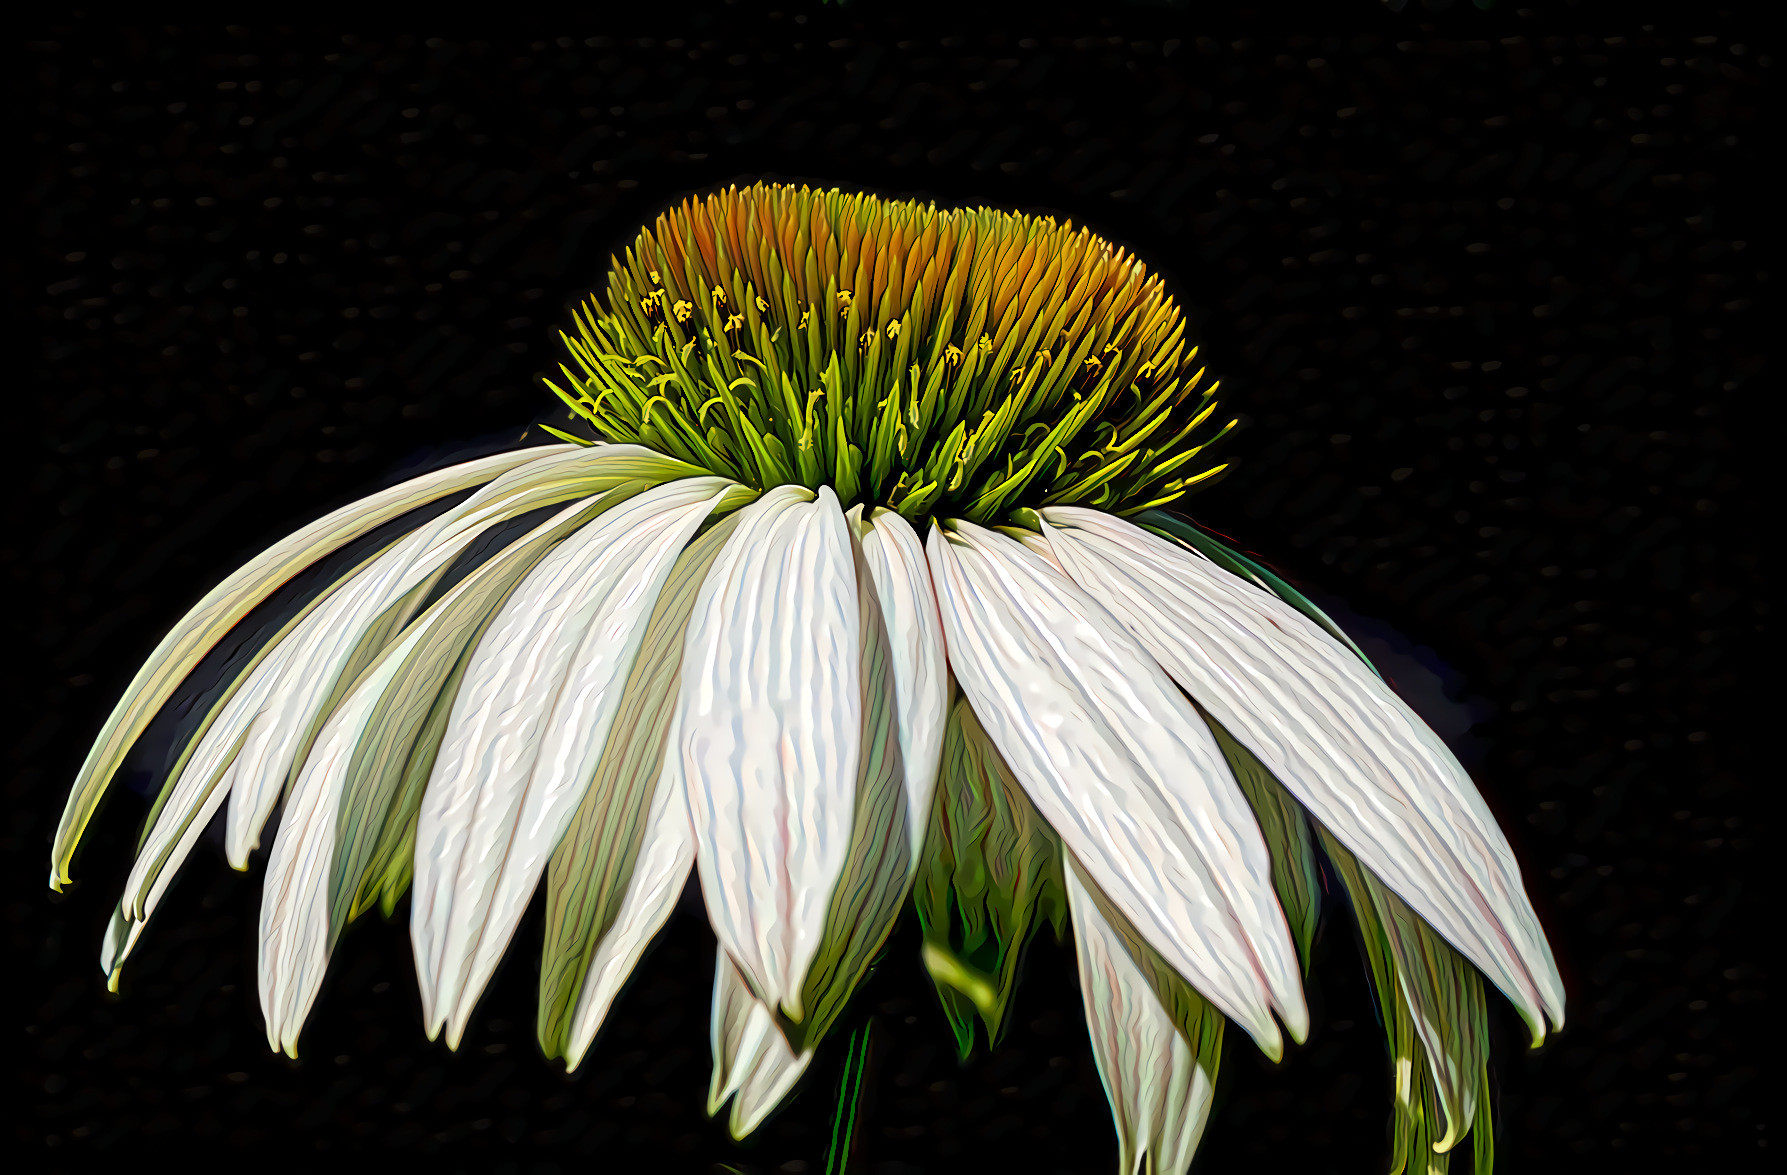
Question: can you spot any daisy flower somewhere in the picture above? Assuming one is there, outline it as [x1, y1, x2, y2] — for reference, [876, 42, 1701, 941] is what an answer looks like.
[51, 182, 1562, 1173]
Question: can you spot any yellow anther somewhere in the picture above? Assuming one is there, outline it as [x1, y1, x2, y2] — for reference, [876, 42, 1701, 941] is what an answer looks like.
[711, 285, 727, 305]
[673, 300, 693, 323]
[886, 320, 901, 339]
[860, 330, 875, 350]
[977, 334, 992, 353]
[1083, 355, 1102, 370]
[756, 296, 770, 313]
[649, 269, 661, 285]
[798, 307, 811, 330]
[945, 344, 963, 367]
[724, 314, 744, 332]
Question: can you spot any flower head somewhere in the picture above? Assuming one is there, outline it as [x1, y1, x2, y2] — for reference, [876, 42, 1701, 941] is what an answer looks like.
[52, 183, 1560, 1174]
[545, 183, 1231, 526]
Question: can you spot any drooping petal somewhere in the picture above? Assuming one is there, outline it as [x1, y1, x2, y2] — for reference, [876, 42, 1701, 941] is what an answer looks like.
[120, 440, 658, 894]
[1322, 827, 1493, 1164]
[1039, 506, 1563, 1039]
[706, 955, 812, 1141]
[51, 445, 564, 890]
[319, 448, 703, 932]
[1067, 862, 1220, 1175]
[259, 493, 619, 1056]
[225, 445, 702, 873]
[417, 477, 742, 1047]
[102, 729, 250, 984]
[539, 515, 744, 1068]
[728, 1028, 811, 1140]
[117, 536, 393, 926]
[222, 527, 446, 869]
[849, 506, 949, 867]
[707, 953, 769, 1116]
[774, 516, 913, 1055]
[560, 738, 699, 1071]
[925, 519, 1305, 1057]
[673, 485, 862, 1024]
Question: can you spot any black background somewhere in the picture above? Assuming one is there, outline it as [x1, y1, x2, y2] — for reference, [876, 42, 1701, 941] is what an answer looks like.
[6, 3, 1766, 1173]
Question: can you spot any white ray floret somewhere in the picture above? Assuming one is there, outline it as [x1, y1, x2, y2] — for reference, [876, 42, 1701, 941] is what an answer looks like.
[707, 955, 813, 1140]
[51, 445, 564, 891]
[1039, 506, 1564, 1040]
[672, 485, 863, 1023]
[413, 477, 736, 1046]
[562, 741, 701, 1071]
[926, 519, 1307, 1058]
[850, 506, 950, 868]
[1067, 863, 1217, 1175]
[254, 487, 623, 1054]
[223, 444, 700, 871]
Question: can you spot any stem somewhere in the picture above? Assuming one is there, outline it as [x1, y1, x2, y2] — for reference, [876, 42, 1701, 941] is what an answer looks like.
[824, 1017, 875, 1175]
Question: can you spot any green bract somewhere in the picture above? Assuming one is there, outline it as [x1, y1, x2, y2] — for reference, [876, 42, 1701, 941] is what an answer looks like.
[547, 182, 1233, 523]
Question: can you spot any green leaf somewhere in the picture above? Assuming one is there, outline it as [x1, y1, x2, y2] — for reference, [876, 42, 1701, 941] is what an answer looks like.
[913, 696, 1068, 1059]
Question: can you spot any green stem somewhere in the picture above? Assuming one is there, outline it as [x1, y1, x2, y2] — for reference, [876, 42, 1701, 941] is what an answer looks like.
[824, 1018, 875, 1175]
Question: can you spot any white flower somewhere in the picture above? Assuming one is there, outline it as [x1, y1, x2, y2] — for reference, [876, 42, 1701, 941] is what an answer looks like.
[53, 184, 1562, 1174]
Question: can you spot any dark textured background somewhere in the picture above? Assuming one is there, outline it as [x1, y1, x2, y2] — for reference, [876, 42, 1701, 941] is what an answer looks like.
[7, 3, 1766, 1173]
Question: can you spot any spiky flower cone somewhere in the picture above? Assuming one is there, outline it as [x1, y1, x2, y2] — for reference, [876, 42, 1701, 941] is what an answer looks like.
[547, 183, 1231, 520]
[54, 183, 1561, 1174]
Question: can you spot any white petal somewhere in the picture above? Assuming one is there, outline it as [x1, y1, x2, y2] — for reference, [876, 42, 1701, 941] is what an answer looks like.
[106, 443, 639, 966]
[729, 1030, 811, 1140]
[420, 478, 733, 1045]
[222, 444, 694, 872]
[53, 445, 565, 890]
[255, 555, 511, 1055]
[1039, 506, 1564, 1037]
[706, 954, 812, 1140]
[103, 735, 246, 978]
[674, 485, 861, 1022]
[851, 507, 950, 867]
[258, 493, 618, 1055]
[1068, 863, 1216, 1175]
[926, 520, 1305, 1056]
[121, 645, 291, 921]
[222, 526, 441, 868]
[561, 747, 699, 1071]
[706, 952, 776, 1114]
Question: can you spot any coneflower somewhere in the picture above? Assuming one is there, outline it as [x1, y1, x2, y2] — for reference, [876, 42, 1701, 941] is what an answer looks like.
[52, 182, 1561, 1174]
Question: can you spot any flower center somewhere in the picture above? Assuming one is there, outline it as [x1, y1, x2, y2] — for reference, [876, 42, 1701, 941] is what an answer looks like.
[549, 182, 1234, 523]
